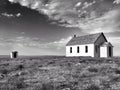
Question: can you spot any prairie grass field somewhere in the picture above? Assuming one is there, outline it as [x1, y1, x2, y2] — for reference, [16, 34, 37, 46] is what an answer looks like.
[0, 56, 120, 90]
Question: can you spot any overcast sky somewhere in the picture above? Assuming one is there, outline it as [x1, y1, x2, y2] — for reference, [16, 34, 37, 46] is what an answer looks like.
[0, 0, 120, 56]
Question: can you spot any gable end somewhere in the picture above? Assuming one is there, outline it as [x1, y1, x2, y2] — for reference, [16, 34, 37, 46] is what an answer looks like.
[94, 33, 107, 44]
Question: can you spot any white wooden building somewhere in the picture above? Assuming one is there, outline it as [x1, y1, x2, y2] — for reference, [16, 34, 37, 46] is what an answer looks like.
[66, 32, 113, 58]
[10, 51, 18, 59]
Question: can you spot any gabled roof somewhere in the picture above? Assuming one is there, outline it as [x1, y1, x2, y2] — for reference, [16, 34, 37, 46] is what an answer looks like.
[101, 42, 113, 47]
[66, 32, 106, 46]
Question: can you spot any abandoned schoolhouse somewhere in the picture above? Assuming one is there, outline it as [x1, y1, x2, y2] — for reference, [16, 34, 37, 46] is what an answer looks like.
[66, 32, 113, 58]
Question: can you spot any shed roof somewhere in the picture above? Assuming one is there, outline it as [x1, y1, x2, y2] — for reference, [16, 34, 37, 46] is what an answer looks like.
[66, 32, 105, 46]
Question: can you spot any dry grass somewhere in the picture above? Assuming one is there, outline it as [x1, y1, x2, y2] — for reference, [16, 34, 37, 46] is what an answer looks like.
[0, 56, 120, 90]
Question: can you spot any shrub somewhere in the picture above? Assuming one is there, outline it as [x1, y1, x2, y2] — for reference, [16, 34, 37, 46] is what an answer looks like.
[115, 69, 120, 74]
[31, 85, 42, 90]
[31, 82, 56, 90]
[0, 69, 9, 74]
[7, 77, 27, 90]
[85, 85, 100, 90]
[41, 83, 55, 90]
[15, 64, 24, 70]
[110, 76, 120, 82]
[88, 67, 98, 73]
[48, 61, 55, 65]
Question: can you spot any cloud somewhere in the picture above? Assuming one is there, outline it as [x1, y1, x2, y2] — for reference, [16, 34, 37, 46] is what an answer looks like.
[1, 12, 21, 18]
[82, 1, 96, 9]
[8, 0, 14, 2]
[0, 36, 41, 48]
[53, 36, 72, 45]
[108, 36, 120, 48]
[76, 9, 120, 33]
[16, 13, 21, 17]
[107, 36, 120, 56]
[49, 36, 72, 50]
[0, 35, 65, 55]
[1, 13, 14, 17]
[113, 0, 120, 4]
[0, 35, 72, 51]
[75, 2, 82, 7]
[8, 0, 120, 34]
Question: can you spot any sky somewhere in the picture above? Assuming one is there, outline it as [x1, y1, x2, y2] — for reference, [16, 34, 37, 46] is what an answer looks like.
[0, 0, 120, 56]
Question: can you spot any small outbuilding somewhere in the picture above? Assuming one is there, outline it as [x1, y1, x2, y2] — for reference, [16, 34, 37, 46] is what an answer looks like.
[66, 32, 113, 58]
[10, 51, 18, 59]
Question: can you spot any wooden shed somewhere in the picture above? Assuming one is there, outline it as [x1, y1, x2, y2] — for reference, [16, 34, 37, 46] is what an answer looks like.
[10, 51, 18, 59]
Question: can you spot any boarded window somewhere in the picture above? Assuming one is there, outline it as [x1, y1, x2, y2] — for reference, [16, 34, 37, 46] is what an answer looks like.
[77, 46, 80, 53]
[85, 46, 88, 53]
[70, 47, 72, 53]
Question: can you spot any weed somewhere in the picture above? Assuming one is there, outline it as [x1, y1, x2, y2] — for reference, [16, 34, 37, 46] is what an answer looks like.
[85, 85, 100, 90]
[41, 83, 55, 90]
[115, 69, 120, 74]
[0, 69, 9, 74]
[88, 67, 98, 73]
[15, 64, 24, 70]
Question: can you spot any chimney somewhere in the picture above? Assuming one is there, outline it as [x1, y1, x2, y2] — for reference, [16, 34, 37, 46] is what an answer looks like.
[74, 34, 76, 37]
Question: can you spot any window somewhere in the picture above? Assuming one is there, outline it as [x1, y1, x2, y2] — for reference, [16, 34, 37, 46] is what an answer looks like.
[70, 47, 72, 53]
[85, 46, 88, 53]
[109, 47, 112, 57]
[77, 46, 80, 53]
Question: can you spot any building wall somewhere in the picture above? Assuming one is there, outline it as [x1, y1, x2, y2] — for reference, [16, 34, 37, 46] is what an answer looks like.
[109, 46, 113, 57]
[100, 47, 107, 57]
[66, 44, 94, 57]
[107, 46, 113, 57]
[94, 34, 107, 57]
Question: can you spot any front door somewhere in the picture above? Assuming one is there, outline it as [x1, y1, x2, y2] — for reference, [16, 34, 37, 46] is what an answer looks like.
[95, 45, 100, 57]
